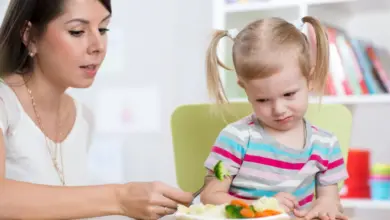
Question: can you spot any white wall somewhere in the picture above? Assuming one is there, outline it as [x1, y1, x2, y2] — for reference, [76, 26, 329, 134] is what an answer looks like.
[70, 0, 213, 185]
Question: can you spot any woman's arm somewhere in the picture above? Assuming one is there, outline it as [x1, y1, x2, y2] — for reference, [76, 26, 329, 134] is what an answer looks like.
[0, 132, 122, 220]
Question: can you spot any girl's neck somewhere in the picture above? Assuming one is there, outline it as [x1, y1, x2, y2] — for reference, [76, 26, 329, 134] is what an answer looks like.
[23, 69, 67, 113]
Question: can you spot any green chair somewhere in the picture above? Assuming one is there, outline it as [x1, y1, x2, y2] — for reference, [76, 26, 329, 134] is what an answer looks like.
[171, 102, 352, 193]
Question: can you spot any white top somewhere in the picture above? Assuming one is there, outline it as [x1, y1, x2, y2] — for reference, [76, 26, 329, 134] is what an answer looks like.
[0, 82, 93, 186]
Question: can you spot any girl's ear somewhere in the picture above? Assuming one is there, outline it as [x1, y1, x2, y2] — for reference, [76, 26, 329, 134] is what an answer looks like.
[307, 67, 315, 91]
[237, 79, 245, 89]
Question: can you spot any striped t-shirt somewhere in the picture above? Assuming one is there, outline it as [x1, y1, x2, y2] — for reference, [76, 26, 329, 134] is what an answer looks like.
[204, 114, 348, 209]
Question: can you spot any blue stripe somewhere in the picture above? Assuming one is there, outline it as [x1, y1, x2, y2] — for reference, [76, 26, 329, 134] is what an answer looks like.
[292, 180, 315, 197]
[232, 186, 277, 197]
[218, 135, 342, 159]
[232, 180, 315, 198]
[247, 142, 331, 159]
[217, 136, 246, 156]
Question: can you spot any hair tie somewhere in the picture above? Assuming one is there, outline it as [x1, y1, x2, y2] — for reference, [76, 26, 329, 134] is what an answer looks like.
[292, 19, 304, 32]
[227, 28, 239, 39]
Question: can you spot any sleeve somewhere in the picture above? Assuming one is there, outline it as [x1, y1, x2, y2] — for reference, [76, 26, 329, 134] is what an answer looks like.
[0, 98, 7, 135]
[317, 136, 349, 186]
[204, 124, 248, 176]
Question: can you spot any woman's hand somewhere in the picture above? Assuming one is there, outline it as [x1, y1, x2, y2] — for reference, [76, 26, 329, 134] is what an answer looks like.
[117, 181, 193, 219]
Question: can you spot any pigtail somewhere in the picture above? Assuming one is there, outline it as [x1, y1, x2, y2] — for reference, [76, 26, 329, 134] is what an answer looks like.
[302, 16, 329, 95]
[205, 30, 233, 104]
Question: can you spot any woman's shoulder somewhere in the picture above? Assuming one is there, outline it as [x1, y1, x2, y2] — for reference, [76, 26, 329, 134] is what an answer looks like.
[66, 95, 94, 130]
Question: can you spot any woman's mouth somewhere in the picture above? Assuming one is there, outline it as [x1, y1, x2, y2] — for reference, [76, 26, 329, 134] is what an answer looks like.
[80, 64, 98, 77]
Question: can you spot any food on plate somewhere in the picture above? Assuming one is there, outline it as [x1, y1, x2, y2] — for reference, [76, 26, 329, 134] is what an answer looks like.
[176, 196, 284, 219]
[213, 160, 230, 181]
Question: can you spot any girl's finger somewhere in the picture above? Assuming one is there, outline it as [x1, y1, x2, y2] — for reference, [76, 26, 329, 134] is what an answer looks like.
[327, 212, 336, 220]
[318, 212, 329, 220]
[335, 212, 349, 220]
[280, 204, 291, 212]
[304, 208, 320, 220]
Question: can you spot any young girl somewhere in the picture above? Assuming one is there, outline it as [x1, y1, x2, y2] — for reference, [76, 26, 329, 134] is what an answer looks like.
[200, 16, 348, 220]
[0, 1, 191, 219]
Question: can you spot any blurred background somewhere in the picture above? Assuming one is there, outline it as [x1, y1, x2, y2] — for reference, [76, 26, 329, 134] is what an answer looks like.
[2, 0, 390, 219]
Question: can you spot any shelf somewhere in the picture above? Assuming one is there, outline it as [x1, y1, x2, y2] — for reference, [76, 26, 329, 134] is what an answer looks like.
[229, 94, 390, 105]
[341, 199, 390, 210]
[224, 0, 357, 13]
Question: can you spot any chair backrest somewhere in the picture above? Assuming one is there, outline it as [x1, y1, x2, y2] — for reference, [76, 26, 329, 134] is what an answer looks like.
[171, 102, 352, 193]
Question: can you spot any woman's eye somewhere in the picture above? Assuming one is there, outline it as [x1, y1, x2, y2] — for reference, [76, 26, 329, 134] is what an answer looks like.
[99, 28, 110, 35]
[69, 30, 84, 37]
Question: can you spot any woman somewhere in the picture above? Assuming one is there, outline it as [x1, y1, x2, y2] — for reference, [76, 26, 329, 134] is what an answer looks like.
[0, 0, 193, 219]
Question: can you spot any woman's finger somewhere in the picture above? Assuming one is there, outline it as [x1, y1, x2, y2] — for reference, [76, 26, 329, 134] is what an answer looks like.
[153, 194, 179, 209]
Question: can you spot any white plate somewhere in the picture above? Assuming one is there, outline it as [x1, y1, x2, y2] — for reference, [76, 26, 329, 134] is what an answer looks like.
[173, 212, 291, 220]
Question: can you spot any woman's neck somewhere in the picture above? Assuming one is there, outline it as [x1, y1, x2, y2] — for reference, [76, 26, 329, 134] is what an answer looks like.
[23, 70, 67, 113]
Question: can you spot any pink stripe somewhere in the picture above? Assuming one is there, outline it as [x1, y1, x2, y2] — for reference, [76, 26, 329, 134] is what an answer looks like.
[299, 193, 314, 206]
[327, 158, 344, 169]
[311, 125, 318, 131]
[309, 154, 329, 167]
[319, 170, 348, 183]
[248, 121, 255, 125]
[244, 154, 328, 170]
[212, 146, 242, 165]
[229, 191, 257, 200]
[239, 167, 288, 181]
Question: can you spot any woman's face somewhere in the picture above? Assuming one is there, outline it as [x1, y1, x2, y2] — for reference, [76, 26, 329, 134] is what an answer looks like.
[31, 0, 111, 89]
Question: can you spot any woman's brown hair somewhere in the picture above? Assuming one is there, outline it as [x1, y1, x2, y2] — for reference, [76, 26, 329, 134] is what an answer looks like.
[0, 0, 112, 78]
[206, 16, 329, 104]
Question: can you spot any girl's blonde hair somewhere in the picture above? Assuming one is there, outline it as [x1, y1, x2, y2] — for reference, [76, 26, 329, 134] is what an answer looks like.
[206, 16, 329, 104]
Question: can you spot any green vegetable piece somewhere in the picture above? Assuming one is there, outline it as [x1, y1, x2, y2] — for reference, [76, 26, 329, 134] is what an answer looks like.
[213, 160, 230, 181]
[249, 205, 256, 213]
[225, 204, 243, 219]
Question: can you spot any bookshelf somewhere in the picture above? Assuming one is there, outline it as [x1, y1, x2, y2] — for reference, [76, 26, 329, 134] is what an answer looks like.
[213, 0, 390, 105]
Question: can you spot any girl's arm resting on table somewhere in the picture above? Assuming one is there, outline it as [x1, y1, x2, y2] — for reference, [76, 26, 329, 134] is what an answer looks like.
[316, 184, 343, 211]
[0, 131, 122, 220]
[199, 171, 251, 205]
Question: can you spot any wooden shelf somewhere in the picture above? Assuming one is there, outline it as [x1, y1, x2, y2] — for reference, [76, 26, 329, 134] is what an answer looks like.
[224, 0, 357, 13]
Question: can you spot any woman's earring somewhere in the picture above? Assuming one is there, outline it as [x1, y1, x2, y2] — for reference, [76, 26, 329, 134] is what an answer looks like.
[29, 52, 35, 57]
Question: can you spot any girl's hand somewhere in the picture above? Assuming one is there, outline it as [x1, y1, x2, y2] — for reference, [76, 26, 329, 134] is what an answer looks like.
[274, 192, 299, 212]
[117, 181, 193, 220]
[293, 197, 348, 220]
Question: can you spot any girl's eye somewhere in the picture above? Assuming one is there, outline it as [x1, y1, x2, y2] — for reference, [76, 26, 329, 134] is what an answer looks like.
[256, 99, 269, 103]
[69, 30, 84, 37]
[284, 92, 296, 97]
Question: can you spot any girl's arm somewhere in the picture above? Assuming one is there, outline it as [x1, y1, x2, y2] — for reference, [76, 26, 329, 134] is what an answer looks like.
[200, 172, 252, 205]
[0, 131, 122, 219]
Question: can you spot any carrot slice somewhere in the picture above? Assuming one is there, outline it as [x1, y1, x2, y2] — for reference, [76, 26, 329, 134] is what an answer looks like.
[240, 208, 255, 218]
[230, 199, 250, 208]
[259, 209, 282, 216]
[254, 211, 265, 217]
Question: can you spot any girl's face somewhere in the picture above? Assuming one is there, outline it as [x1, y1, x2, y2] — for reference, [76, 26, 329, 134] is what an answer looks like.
[242, 59, 310, 131]
[29, 0, 111, 89]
